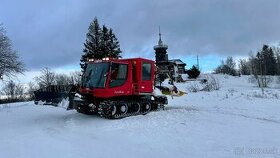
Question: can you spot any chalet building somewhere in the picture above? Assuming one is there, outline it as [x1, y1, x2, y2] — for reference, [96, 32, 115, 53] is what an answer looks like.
[169, 59, 187, 74]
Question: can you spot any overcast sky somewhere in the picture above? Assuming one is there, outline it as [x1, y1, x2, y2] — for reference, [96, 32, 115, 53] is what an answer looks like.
[1, 0, 280, 74]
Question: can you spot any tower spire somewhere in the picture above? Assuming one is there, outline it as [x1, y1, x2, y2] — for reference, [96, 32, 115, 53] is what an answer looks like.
[158, 26, 163, 45]
[154, 26, 168, 63]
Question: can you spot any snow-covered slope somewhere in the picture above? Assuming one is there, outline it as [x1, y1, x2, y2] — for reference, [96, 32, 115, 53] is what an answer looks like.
[0, 75, 280, 158]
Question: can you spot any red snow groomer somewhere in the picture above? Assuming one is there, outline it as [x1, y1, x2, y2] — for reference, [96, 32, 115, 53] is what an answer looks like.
[70, 58, 168, 119]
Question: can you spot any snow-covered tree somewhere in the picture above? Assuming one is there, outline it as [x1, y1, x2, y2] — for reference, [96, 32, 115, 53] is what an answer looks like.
[0, 24, 25, 80]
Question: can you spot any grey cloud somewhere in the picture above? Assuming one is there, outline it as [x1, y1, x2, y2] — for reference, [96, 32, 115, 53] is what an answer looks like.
[1, 0, 280, 70]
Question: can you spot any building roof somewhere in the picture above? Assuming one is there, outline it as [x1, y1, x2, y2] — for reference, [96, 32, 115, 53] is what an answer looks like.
[169, 59, 186, 66]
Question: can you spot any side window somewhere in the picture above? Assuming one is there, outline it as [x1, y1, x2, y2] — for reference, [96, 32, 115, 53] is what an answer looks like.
[110, 63, 128, 87]
[142, 62, 151, 80]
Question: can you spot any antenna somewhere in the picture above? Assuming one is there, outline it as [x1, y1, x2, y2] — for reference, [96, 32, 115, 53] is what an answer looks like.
[197, 55, 199, 70]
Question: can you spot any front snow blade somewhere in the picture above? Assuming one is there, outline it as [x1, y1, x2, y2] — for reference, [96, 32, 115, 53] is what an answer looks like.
[34, 85, 78, 109]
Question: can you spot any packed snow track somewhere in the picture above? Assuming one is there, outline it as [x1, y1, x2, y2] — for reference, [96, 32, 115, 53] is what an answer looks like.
[1, 75, 280, 158]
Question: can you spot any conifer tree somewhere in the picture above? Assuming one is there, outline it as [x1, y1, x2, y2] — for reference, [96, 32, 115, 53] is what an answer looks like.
[80, 17, 101, 70]
[253, 45, 277, 75]
[100, 25, 109, 55]
[107, 28, 122, 58]
[261, 45, 277, 75]
[186, 65, 200, 79]
[80, 17, 122, 71]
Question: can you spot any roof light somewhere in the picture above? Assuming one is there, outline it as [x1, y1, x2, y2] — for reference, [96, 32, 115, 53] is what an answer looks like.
[102, 57, 110, 61]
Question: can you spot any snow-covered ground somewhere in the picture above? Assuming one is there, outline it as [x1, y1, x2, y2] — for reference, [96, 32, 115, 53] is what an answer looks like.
[1, 74, 280, 158]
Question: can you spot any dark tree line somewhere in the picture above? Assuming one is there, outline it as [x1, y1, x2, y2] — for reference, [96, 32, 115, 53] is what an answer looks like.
[215, 56, 237, 76]
[251, 45, 277, 75]
[80, 17, 122, 72]
[0, 68, 81, 104]
[215, 44, 280, 76]
[214, 44, 280, 88]
[0, 80, 24, 103]
[35, 68, 81, 88]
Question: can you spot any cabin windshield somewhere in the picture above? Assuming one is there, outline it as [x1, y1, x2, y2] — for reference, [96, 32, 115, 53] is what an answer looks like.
[82, 62, 109, 88]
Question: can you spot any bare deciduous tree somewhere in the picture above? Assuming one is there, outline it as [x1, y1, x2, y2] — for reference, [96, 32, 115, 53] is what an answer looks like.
[1, 80, 25, 101]
[272, 46, 280, 75]
[2, 80, 16, 99]
[248, 49, 273, 90]
[15, 84, 24, 100]
[35, 67, 56, 88]
[35, 69, 82, 88]
[55, 73, 71, 85]
[55, 71, 81, 86]
[26, 81, 37, 99]
[69, 71, 81, 85]
[0, 24, 25, 80]
[238, 59, 250, 75]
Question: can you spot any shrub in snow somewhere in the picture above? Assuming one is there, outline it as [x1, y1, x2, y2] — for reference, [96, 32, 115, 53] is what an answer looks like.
[202, 75, 221, 91]
[248, 75, 273, 88]
[187, 80, 207, 93]
[187, 75, 220, 92]
[248, 90, 280, 99]
[187, 82, 200, 93]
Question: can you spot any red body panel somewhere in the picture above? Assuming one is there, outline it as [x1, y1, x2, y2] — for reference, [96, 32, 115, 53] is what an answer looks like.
[79, 58, 155, 99]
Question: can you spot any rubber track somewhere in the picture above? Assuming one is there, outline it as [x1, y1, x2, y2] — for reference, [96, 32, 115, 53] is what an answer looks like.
[98, 100, 164, 119]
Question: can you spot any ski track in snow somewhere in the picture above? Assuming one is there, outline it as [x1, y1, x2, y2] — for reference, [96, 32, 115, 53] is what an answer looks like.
[1, 74, 280, 158]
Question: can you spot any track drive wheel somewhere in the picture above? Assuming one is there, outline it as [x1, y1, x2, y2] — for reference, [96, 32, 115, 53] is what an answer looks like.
[119, 103, 128, 115]
[99, 101, 117, 119]
[142, 102, 151, 115]
[107, 103, 117, 118]
[132, 102, 141, 113]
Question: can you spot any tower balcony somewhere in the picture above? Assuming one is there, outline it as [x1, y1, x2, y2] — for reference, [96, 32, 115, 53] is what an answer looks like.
[154, 44, 168, 50]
